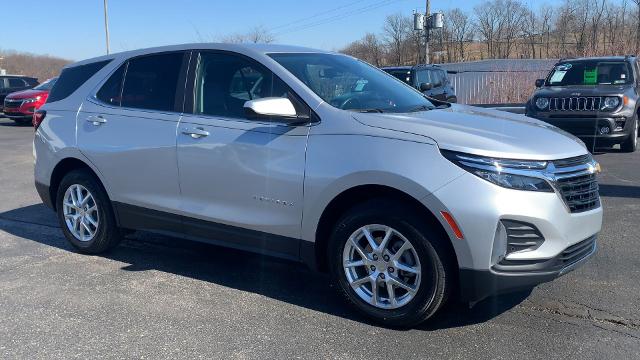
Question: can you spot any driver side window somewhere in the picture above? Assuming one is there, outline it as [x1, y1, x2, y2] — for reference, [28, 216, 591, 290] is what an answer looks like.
[194, 52, 290, 119]
[416, 69, 430, 86]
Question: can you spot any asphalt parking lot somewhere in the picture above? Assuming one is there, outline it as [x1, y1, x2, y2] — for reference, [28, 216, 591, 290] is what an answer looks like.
[0, 116, 638, 359]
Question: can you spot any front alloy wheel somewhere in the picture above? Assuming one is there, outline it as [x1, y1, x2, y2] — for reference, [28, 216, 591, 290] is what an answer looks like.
[329, 198, 453, 327]
[343, 224, 421, 309]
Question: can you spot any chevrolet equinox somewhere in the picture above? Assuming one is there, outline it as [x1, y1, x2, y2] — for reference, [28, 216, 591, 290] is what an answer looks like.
[34, 44, 603, 326]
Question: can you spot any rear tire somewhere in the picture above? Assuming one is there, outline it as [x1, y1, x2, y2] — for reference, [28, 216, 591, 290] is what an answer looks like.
[620, 116, 638, 152]
[56, 169, 122, 254]
[328, 198, 454, 327]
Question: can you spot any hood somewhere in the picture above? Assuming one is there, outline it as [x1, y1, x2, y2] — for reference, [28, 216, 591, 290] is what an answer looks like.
[533, 84, 633, 97]
[352, 104, 588, 160]
[6, 89, 48, 100]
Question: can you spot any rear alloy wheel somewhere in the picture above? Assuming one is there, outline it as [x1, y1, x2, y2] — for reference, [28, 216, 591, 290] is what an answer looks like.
[63, 184, 100, 242]
[56, 169, 122, 254]
[621, 116, 638, 152]
[329, 199, 453, 327]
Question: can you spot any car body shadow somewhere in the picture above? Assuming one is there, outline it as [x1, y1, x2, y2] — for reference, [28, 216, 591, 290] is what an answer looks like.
[0, 203, 527, 330]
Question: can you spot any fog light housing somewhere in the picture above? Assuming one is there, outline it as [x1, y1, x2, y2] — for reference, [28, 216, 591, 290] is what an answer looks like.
[599, 126, 611, 135]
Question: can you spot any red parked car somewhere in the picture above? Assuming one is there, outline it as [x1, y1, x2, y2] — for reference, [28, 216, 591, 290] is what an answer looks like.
[3, 77, 57, 124]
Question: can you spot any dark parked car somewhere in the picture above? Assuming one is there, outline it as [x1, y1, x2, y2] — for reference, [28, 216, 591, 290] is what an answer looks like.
[382, 65, 457, 103]
[526, 56, 639, 152]
[0, 75, 39, 111]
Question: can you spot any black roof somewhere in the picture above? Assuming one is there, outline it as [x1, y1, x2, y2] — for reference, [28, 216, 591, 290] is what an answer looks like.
[0, 75, 38, 81]
[556, 55, 636, 64]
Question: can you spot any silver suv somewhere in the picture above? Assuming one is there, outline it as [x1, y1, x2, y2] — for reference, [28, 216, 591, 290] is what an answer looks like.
[34, 44, 602, 326]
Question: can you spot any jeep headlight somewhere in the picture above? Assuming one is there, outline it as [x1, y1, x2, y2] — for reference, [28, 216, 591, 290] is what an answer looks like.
[535, 97, 549, 110]
[441, 150, 554, 192]
[602, 96, 620, 109]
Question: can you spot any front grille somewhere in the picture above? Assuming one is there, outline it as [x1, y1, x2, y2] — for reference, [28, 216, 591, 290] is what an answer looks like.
[3, 99, 24, 108]
[548, 97, 601, 111]
[559, 236, 596, 267]
[502, 220, 545, 255]
[556, 173, 599, 212]
[552, 156, 600, 213]
[553, 154, 592, 168]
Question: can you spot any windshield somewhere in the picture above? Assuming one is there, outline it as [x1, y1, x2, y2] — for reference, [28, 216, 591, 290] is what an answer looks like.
[33, 78, 58, 91]
[269, 53, 435, 113]
[546, 61, 632, 86]
[384, 69, 413, 85]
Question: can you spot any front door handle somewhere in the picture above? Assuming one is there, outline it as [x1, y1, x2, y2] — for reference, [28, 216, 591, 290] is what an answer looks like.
[86, 115, 107, 126]
[182, 127, 209, 139]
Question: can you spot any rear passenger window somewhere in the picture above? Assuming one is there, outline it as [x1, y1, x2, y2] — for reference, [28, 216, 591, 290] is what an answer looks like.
[96, 63, 126, 106]
[48, 60, 111, 103]
[121, 53, 183, 112]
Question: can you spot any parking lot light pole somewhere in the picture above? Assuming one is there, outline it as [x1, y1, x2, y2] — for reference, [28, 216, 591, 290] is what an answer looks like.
[104, 0, 110, 54]
[425, 0, 430, 64]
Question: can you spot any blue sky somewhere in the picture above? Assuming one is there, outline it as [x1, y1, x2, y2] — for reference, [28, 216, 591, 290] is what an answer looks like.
[2, 0, 541, 61]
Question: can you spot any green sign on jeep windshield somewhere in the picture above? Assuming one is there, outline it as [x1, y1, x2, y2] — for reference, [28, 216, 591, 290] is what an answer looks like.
[584, 68, 598, 85]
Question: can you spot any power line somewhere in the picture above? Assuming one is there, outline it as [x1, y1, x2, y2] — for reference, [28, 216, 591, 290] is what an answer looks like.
[269, 0, 370, 32]
[274, 0, 407, 37]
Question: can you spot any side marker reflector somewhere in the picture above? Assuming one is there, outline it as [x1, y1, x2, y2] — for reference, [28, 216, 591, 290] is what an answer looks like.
[440, 211, 464, 240]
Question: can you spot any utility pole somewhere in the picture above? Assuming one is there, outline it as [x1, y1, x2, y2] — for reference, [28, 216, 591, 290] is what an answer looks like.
[103, 0, 111, 54]
[425, 0, 430, 64]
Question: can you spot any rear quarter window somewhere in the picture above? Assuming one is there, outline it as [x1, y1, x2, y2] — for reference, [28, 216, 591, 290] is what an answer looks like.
[47, 60, 111, 103]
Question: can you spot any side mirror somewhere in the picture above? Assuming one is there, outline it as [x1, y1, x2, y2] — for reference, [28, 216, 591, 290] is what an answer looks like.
[244, 97, 298, 121]
[419, 82, 433, 91]
[535, 79, 545, 88]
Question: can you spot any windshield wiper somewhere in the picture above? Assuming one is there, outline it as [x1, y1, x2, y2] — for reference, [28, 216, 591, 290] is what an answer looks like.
[351, 108, 385, 113]
[407, 104, 436, 112]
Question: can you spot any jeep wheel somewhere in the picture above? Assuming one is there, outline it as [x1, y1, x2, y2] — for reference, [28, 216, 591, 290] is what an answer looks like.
[328, 199, 453, 327]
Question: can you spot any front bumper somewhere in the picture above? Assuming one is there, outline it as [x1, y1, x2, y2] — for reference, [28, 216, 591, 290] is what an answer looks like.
[3, 112, 32, 120]
[459, 235, 596, 302]
[527, 110, 635, 144]
[423, 169, 602, 303]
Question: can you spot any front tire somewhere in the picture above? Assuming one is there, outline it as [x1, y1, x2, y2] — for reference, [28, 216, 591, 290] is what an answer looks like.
[56, 169, 122, 254]
[621, 116, 638, 152]
[328, 199, 454, 327]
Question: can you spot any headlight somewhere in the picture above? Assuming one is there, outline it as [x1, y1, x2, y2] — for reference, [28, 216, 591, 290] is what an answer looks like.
[442, 150, 554, 192]
[602, 96, 620, 109]
[23, 96, 41, 104]
[535, 97, 549, 110]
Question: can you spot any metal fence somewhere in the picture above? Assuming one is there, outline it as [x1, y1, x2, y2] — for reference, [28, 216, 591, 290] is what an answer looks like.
[438, 59, 557, 105]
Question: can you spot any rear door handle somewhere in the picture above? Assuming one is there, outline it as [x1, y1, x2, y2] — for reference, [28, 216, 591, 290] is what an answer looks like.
[182, 127, 209, 139]
[86, 115, 107, 126]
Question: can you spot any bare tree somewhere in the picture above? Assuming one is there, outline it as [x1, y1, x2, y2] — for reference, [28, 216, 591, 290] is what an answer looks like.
[383, 14, 410, 65]
[448, 9, 473, 61]
[220, 25, 275, 44]
[0, 50, 70, 81]
[633, 0, 640, 53]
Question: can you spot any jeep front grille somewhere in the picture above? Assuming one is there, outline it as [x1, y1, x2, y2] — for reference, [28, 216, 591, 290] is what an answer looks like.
[548, 97, 602, 111]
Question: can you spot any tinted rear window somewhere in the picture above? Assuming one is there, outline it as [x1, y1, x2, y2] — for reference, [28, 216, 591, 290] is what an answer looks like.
[96, 63, 126, 106]
[48, 60, 111, 103]
[121, 52, 183, 112]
